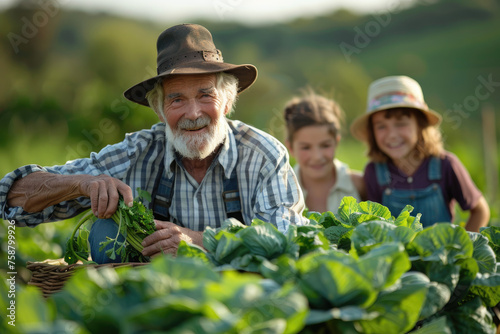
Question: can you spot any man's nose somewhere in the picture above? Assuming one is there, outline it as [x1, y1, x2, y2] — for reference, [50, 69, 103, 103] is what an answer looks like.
[184, 100, 204, 120]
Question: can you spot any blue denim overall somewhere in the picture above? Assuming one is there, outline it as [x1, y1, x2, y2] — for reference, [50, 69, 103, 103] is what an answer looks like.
[375, 157, 451, 227]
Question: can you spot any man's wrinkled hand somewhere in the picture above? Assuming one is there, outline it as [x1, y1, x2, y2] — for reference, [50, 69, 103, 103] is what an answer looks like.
[79, 174, 133, 219]
[141, 220, 203, 257]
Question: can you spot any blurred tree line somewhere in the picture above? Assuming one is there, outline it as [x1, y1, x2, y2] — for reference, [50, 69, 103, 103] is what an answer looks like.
[0, 0, 499, 203]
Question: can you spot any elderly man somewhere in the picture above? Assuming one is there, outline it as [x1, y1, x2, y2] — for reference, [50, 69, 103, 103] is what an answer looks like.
[0, 24, 307, 263]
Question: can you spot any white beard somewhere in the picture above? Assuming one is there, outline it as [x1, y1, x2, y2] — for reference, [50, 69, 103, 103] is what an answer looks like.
[165, 115, 227, 160]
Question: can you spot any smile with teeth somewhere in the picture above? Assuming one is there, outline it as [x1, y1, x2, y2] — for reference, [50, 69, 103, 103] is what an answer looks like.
[183, 125, 207, 131]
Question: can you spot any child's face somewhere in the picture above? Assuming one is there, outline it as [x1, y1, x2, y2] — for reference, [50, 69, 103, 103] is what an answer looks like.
[288, 125, 338, 180]
[371, 109, 419, 164]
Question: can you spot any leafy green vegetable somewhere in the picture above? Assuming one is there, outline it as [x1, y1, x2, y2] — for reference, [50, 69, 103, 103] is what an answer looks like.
[399, 272, 451, 321]
[350, 220, 416, 256]
[469, 232, 497, 274]
[469, 273, 500, 307]
[409, 316, 452, 334]
[297, 251, 378, 309]
[445, 296, 496, 333]
[359, 273, 428, 334]
[357, 242, 411, 290]
[480, 226, 500, 259]
[64, 188, 155, 264]
[63, 210, 96, 265]
[237, 220, 288, 258]
[407, 223, 473, 265]
[203, 218, 313, 270]
[311, 197, 422, 253]
[99, 193, 155, 262]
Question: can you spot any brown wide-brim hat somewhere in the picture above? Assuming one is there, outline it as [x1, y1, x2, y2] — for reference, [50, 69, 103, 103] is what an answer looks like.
[124, 23, 258, 107]
[350, 75, 442, 142]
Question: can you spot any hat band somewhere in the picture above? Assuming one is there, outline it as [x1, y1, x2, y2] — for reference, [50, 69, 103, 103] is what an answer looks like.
[157, 50, 223, 75]
[368, 92, 427, 112]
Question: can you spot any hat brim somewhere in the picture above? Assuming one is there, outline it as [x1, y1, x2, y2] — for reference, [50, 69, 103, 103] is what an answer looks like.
[350, 103, 442, 142]
[124, 61, 258, 107]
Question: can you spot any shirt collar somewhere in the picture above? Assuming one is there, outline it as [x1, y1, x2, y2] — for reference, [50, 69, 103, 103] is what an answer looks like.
[164, 127, 177, 178]
[216, 119, 238, 179]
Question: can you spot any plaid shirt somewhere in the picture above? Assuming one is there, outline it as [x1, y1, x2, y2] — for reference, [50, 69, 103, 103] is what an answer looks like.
[1, 119, 307, 232]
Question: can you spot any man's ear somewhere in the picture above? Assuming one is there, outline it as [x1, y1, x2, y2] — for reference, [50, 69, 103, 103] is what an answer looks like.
[159, 114, 167, 123]
[223, 101, 232, 116]
[155, 113, 165, 123]
[154, 107, 166, 123]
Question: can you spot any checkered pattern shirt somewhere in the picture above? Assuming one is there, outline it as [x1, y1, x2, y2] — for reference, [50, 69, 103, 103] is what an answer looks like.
[1, 119, 307, 232]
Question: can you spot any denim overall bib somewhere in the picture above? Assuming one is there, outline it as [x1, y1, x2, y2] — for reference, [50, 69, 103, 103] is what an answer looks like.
[375, 157, 451, 227]
[150, 154, 244, 223]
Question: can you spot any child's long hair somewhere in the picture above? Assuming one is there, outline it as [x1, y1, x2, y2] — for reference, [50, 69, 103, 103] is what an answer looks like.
[284, 89, 344, 143]
[367, 108, 444, 163]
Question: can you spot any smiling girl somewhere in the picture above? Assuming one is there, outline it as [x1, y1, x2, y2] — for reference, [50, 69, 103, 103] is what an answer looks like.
[284, 90, 366, 213]
[350, 75, 490, 231]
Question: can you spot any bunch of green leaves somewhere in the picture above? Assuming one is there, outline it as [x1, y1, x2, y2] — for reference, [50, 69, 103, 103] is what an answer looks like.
[64, 188, 155, 264]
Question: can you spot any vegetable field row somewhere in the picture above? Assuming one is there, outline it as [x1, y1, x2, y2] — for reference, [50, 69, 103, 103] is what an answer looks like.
[1, 197, 499, 333]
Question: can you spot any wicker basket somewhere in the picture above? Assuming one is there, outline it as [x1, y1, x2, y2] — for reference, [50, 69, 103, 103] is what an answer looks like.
[27, 259, 148, 297]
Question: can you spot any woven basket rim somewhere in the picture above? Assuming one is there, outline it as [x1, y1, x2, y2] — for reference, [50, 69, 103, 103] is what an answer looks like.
[27, 259, 149, 297]
[27, 260, 149, 268]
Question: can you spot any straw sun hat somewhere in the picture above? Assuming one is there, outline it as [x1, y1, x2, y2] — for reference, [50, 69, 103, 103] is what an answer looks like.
[124, 23, 258, 107]
[350, 75, 442, 141]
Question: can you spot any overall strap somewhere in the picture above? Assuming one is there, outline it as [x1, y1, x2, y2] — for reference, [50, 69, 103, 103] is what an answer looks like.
[222, 166, 244, 222]
[374, 162, 391, 186]
[428, 156, 442, 181]
[151, 160, 175, 221]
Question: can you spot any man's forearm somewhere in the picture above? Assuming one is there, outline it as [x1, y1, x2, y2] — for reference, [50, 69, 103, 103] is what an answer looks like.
[7, 172, 88, 212]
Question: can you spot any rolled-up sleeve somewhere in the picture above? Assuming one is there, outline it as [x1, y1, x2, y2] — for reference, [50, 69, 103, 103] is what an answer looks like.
[0, 140, 133, 227]
[1, 165, 51, 226]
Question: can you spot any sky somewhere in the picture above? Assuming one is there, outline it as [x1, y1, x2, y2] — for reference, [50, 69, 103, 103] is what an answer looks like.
[0, 0, 423, 25]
